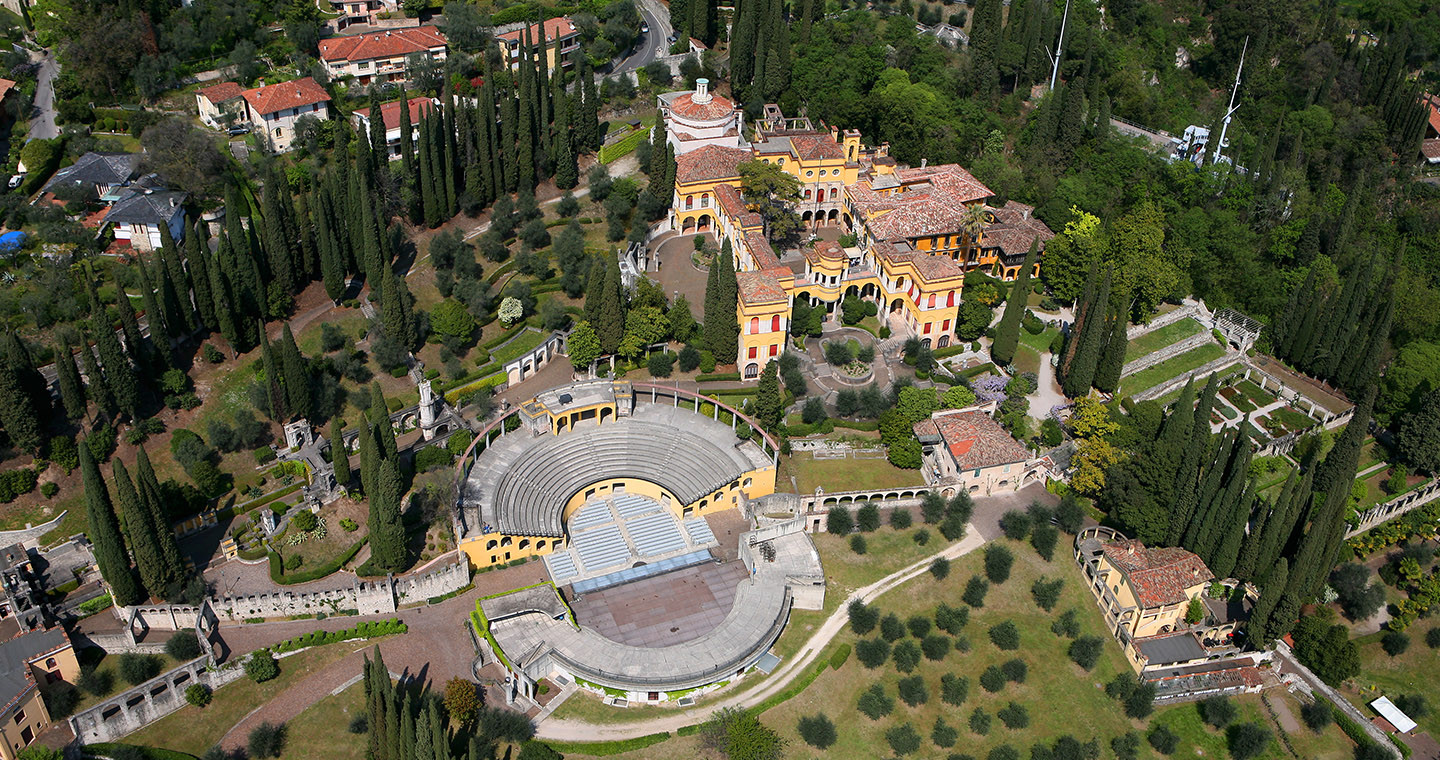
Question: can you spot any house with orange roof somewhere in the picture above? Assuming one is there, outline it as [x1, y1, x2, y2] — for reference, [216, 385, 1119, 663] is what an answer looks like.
[496, 17, 581, 73]
[913, 407, 1046, 494]
[242, 77, 333, 153]
[1075, 528, 1251, 673]
[195, 81, 246, 130]
[0, 621, 78, 760]
[351, 96, 437, 160]
[328, 0, 397, 31]
[318, 26, 448, 87]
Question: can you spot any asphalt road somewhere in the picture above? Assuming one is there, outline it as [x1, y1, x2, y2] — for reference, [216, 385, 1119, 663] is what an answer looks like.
[28, 50, 58, 141]
[614, 0, 673, 75]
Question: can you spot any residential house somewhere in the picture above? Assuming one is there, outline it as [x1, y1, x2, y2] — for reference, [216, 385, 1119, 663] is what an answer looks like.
[496, 17, 581, 73]
[242, 77, 332, 153]
[195, 82, 247, 129]
[41, 152, 141, 203]
[317, 27, 448, 88]
[350, 96, 437, 160]
[0, 622, 79, 760]
[1075, 528, 1248, 674]
[102, 187, 188, 251]
[913, 407, 1049, 495]
[328, 0, 397, 31]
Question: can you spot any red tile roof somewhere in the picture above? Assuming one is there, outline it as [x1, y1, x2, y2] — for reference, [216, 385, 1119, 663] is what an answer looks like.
[736, 270, 787, 304]
[243, 77, 331, 116]
[1101, 539, 1214, 608]
[318, 26, 448, 63]
[983, 201, 1056, 256]
[0, 78, 16, 102]
[198, 81, 244, 105]
[675, 145, 750, 185]
[496, 17, 579, 44]
[790, 134, 845, 162]
[373, 97, 435, 131]
[849, 163, 994, 241]
[1423, 138, 1440, 163]
[668, 91, 737, 122]
[1425, 93, 1440, 136]
[913, 410, 1031, 472]
[745, 230, 782, 271]
[874, 240, 964, 283]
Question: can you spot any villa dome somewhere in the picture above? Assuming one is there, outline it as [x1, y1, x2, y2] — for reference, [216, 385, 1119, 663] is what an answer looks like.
[669, 79, 736, 122]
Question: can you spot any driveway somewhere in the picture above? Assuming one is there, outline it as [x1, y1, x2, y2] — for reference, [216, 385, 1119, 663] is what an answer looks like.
[614, 0, 673, 75]
[28, 50, 58, 140]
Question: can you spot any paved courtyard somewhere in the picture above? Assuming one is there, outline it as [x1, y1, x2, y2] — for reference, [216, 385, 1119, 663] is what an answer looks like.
[649, 231, 716, 308]
[570, 560, 747, 647]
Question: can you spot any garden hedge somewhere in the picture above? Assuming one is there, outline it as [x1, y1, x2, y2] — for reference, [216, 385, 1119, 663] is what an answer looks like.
[271, 618, 407, 654]
[84, 743, 199, 760]
[267, 538, 366, 586]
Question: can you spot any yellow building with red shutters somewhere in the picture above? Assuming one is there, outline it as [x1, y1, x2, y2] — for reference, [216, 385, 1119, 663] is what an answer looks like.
[660, 86, 1053, 380]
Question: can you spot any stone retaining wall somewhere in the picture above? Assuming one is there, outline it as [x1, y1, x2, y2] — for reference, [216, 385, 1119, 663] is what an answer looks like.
[1131, 353, 1243, 402]
[1347, 477, 1440, 539]
[68, 655, 248, 745]
[1126, 303, 1202, 340]
[1120, 332, 1215, 377]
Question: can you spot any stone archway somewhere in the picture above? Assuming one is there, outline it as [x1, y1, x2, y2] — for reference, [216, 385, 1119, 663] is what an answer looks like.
[890, 298, 904, 314]
[744, 363, 759, 379]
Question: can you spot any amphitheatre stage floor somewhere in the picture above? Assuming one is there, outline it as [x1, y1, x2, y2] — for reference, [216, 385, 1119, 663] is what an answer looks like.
[569, 560, 748, 648]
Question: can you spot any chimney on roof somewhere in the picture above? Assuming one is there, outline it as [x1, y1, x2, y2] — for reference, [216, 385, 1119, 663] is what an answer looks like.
[920, 158, 928, 168]
[1127, 543, 1135, 555]
[694, 78, 712, 105]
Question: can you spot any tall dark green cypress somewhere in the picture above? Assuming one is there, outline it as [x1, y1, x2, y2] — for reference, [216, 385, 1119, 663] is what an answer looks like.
[187, 220, 216, 331]
[369, 93, 387, 168]
[330, 418, 351, 489]
[370, 382, 398, 459]
[54, 341, 87, 421]
[135, 257, 170, 343]
[989, 240, 1037, 366]
[80, 335, 117, 418]
[279, 324, 312, 421]
[114, 285, 151, 370]
[0, 348, 42, 453]
[1059, 263, 1099, 383]
[113, 459, 165, 598]
[92, 309, 140, 420]
[1246, 558, 1288, 644]
[597, 259, 625, 354]
[1062, 268, 1110, 397]
[369, 455, 407, 572]
[1163, 375, 1218, 545]
[209, 246, 241, 355]
[82, 445, 143, 605]
[1093, 310, 1127, 394]
[135, 445, 185, 585]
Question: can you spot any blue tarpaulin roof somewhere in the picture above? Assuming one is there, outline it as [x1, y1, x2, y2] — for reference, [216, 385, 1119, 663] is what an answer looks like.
[0, 231, 26, 251]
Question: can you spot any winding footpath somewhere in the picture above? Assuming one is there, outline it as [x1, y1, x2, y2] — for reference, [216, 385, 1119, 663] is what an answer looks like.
[534, 528, 986, 741]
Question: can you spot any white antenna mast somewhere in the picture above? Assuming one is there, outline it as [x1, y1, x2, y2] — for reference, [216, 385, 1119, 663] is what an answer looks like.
[1046, 0, 1072, 93]
[1211, 36, 1248, 166]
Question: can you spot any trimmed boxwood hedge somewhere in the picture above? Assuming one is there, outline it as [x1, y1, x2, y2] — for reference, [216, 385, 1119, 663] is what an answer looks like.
[271, 618, 407, 653]
[696, 371, 742, 382]
[84, 743, 199, 760]
[267, 538, 366, 586]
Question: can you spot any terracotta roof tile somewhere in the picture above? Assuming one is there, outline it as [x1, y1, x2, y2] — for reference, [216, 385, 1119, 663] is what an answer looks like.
[983, 201, 1056, 256]
[874, 240, 963, 283]
[675, 145, 750, 184]
[745, 230, 781, 270]
[372, 96, 435, 131]
[668, 91, 737, 122]
[913, 410, 1031, 472]
[496, 17, 579, 44]
[1423, 138, 1440, 162]
[736, 270, 787, 304]
[242, 77, 331, 116]
[198, 81, 244, 105]
[790, 134, 845, 161]
[1101, 539, 1214, 608]
[0, 79, 13, 101]
[849, 163, 993, 241]
[319, 26, 447, 63]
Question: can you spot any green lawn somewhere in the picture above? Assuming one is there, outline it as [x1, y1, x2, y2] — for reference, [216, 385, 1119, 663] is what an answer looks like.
[1236, 379, 1278, 408]
[1268, 406, 1318, 433]
[1147, 693, 1322, 760]
[126, 638, 393, 755]
[1012, 344, 1041, 376]
[1126, 317, 1204, 359]
[1019, 327, 1059, 353]
[72, 649, 183, 713]
[1119, 343, 1228, 398]
[761, 538, 1141, 758]
[782, 452, 925, 494]
[277, 681, 368, 760]
[1346, 619, 1440, 738]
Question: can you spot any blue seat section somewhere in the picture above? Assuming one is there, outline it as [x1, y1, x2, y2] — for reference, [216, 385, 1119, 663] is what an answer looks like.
[574, 524, 629, 572]
[568, 500, 614, 532]
[545, 551, 579, 583]
[615, 494, 661, 518]
[571, 550, 713, 594]
[628, 512, 687, 557]
[684, 518, 717, 546]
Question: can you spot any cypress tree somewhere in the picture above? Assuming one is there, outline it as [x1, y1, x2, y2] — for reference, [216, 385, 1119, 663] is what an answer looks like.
[1194, 421, 1252, 563]
[135, 446, 185, 585]
[1246, 558, 1288, 644]
[369, 456, 408, 572]
[1314, 384, 1374, 498]
[381, 267, 416, 350]
[113, 460, 165, 598]
[989, 240, 1036, 366]
[1182, 429, 1237, 551]
[399, 693, 416, 760]
[442, 90, 458, 215]
[499, 86, 519, 193]
[317, 194, 347, 302]
[597, 259, 625, 354]
[54, 341, 87, 421]
[371, 382, 398, 459]
[418, 110, 438, 227]
[280, 324, 312, 421]
[1063, 268, 1109, 397]
[259, 326, 286, 421]
[554, 96, 578, 190]
[260, 164, 297, 296]
[135, 257, 170, 343]
[1164, 375, 1219, 545]
[357, 417, 379, 499]
[0, 349, 43, 453]
[584, 258, 606, 325]
[1093, 310, 1127, 394]
[80, 335, 117, 418]
[1209, 490, 1254, 580]
[369, 93, 387, 168]
[1059, 263, 1098, 380]
[186, 220, 216, 331]
[330, 418, 351, 489]
[209, 251, 241, 356]
[114, 285, 151, 370]
[82, 445, 143, 606]
[398, 88, 416, 185]
[715, 246, 740, 365]
[158, 232, 195, 334]
[1233, 494, 1273, 581]
[92, 309, 141, 420]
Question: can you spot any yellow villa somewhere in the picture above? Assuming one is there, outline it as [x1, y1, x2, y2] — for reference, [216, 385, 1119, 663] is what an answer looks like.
[660, 84, 1055, 379]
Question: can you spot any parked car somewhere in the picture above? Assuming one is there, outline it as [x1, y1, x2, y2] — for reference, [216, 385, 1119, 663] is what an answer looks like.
[7, 174, 23, 189]
[226, 124, 250, 136]
[641, 22, 649, 34]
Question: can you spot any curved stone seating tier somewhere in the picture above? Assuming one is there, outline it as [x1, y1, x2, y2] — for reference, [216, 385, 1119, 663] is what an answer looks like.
[474, 419, 755, 537]
[496, 571, 791, 692]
